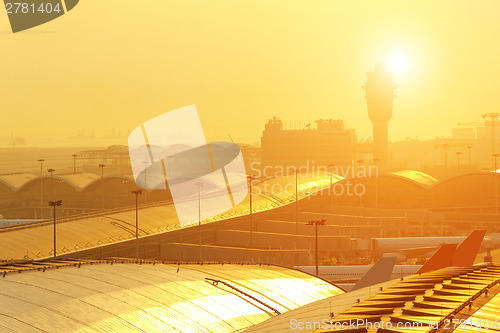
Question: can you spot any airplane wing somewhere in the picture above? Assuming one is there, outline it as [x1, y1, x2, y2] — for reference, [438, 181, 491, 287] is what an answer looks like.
[398, 246, 440, 258]
[351, 256, 396, 291]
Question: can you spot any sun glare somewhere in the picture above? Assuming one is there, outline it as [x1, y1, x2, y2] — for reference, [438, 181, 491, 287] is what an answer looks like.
[387, 53, 410, 75]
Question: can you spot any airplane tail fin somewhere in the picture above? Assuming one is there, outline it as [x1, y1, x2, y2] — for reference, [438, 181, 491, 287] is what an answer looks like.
[417, 243, 456, 274]
[417, 229, 486, 274]
[351, 256, 396, 291]
[452, 229, 486, 266]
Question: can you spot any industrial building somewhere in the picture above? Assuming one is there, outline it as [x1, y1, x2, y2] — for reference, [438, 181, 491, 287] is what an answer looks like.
[260, 116, 357, 172]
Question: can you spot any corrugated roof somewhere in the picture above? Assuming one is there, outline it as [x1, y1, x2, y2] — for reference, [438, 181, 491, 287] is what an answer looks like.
[456, 291, 500, 332]
[247, 265, 500, 332]
[0, 261, 343, 333]
[316, 265, 500, 332]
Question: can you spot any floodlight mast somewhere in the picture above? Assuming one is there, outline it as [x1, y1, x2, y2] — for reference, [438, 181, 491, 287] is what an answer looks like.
[306, 219, 326, 276]
[48, 200, 62, 258]
[131, 189, 143, 260]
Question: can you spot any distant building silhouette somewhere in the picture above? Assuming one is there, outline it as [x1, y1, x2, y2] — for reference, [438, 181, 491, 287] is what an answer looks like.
[452, 128, 475, 140]
[364, 63, 396, 169]
[260, 116, 357, 172]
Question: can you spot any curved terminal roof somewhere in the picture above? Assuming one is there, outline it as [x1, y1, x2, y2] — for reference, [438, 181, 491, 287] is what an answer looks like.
[0, 170, 438, 193]
[429, 170, 499, 189]
[54, 173, 101, 189]
[0, 261, 343, 332]
[0, 173, 135, 192]
[0, 173, 333, 260]
[389, 169, 438, 186]
[245, 279, 401, 333]
[0, 173, 38, 191]
[324, 169, 437, 192]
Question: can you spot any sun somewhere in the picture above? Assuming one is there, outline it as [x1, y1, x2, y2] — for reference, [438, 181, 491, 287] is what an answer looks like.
[387, 52, 410, 75]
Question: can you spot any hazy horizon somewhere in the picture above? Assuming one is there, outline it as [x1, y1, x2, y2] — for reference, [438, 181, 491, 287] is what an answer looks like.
[2, 1, 500, 146]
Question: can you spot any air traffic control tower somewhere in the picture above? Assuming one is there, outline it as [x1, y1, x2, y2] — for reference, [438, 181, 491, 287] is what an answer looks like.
[364, 63, 396, 169]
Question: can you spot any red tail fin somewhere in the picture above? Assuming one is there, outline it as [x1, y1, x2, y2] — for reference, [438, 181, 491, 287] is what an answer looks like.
[417, 244, 456, 274]
[452, 230, 486, 266]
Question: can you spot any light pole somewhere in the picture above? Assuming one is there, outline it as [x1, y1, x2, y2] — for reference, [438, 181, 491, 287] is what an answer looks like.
[247, 175, 256, 248]
[195, 182, 204, 262]
[142, 161, 148, 204]
[356, 160, 364, 207]
[38, 159, 44, 219]
[99, 164, 106, 210]
[72, 154, 77, 173]
[295, 168, 299, 234]
[306, 219, 326, 276]
[328, 164, 335, 210]
[443, 144, 449, 169]
[373, 158, 380, 209]
[48, 200, 62, 258]
[132, 189, 143, 260]
[467, 145, 472, 169]
[47, 168, 55, 202]
[456, 152, 462, 173]
[494, 154, 499, 214]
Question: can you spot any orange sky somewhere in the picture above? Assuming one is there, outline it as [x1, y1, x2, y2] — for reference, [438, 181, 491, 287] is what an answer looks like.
[1, 0, 500, 147]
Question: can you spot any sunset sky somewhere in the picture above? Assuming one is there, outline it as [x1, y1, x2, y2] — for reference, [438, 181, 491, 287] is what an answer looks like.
[1, 0, 499, 146]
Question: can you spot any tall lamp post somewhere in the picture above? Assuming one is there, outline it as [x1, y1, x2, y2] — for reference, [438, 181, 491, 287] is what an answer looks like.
[38, 159, 44, 219]
[328, 164, 335, 210]
[456, 152, 462, 173]
[132, 189, 143, 260]
[494, 154, 499, 214]
[99, 164, 106, 210]
[467, 145, 472, 169]
[443, 144, 449, 169]
[306, 219, 326, 276]
[195, 182, 204, 262]
[47, 168, 55, 202]
[247, 175, 256, 248]
[48, 200, 62, 258]
[356, 160, 364, 207]
[72, 154, 77, 173]
[295, 168, 299, 234]
[142, 161, 148, 204]
[373, 158, 380, 209]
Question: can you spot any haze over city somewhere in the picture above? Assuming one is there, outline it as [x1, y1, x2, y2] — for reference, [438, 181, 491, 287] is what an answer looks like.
[2, 1, 500, 146]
